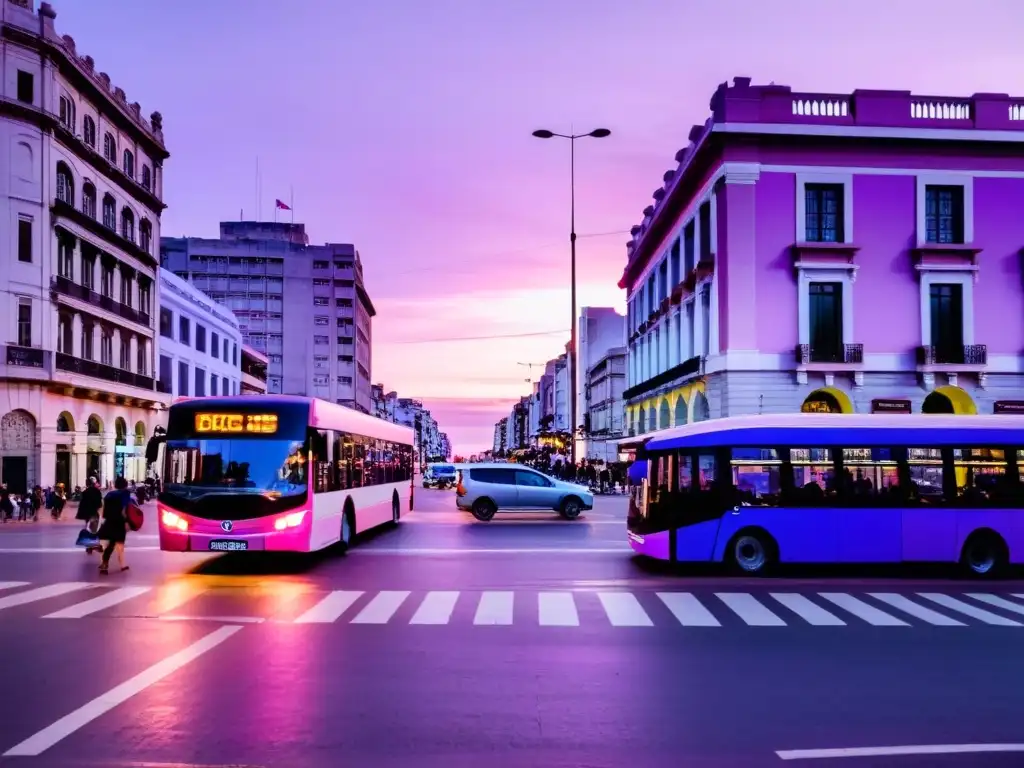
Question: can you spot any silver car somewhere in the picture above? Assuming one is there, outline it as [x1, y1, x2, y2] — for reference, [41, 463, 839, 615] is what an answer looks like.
[455, 463, 594, 521]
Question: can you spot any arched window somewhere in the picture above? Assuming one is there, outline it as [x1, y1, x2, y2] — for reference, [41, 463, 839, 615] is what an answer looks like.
[58, 95, 75, 131]
[81, 182, 96, 218]
[56, 162, 74, 206]
[123, 149, 134, 178]
[121, 207, 135, 242]
[87, 415, 102, 435]
[102, 194, 116, 229]
[141, 165, 152, 191]
[56, 412, 74, 432]
[103, 132, 116, 163]
[83, 116, 96, 148]
[139, 218, 152, 253]
[57, 314, 73, 355]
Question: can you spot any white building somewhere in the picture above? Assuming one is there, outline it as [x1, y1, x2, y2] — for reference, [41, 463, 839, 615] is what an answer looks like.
[156, 268, 242, 399]
[492, 416, 508, 455]
[584, 347, 626, 462]
[0, 1, 170, 491]
[553, 353, 569, 433]
[576, 306, 625, 433]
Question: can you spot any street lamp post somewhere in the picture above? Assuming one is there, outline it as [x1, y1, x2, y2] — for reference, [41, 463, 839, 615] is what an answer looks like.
[531, 127, 611, 467]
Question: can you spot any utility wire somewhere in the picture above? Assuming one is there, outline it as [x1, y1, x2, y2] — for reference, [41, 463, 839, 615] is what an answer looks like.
[383, 328, 567, 345]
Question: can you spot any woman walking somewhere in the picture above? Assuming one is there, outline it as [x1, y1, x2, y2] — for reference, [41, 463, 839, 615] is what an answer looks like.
[98, 477, 132, 574]
[76, 477, 104, 554]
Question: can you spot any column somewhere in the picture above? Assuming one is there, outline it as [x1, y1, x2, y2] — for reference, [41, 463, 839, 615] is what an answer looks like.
[129, 335, 139, 373]
[717, 168, 760, 351]
[71, 313, 83, 358]
[101, 432, 116, 486]
[112, 328, 122, 369]
[72, 440, 88, 487]
[92, 323, 102, 364]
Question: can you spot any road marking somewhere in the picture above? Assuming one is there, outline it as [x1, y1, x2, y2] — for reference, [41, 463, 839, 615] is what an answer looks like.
[657, 592, 721, 626]
[597, 592, 653, 626]
[0, 581, 29, 591]
[474, 591, 514, 625]
[350, 590, 410, 624]
[149, 581, 210, 614]
[538, 592, 579, 626]
[917, 593, 1022, 626]
[770, 593, 846, 626]
[160, 614, 265, 624]
[868, 593, 965, 626]
[2, 625, 242, 757]
[965, 593, 1024, 617]
[293, 590, 364, 624]
[716, 593, 787, 626]
[0, 582, 97, 612]
[353, 547, 628, 555]
[44, 586, 152, 619]
[818, 593, 909, 626]
[409, 591, 459, 625]
[776, 743, 1024, 760]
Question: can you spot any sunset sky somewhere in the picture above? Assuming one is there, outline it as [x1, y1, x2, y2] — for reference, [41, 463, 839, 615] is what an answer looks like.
[58, 0, 1024, 455]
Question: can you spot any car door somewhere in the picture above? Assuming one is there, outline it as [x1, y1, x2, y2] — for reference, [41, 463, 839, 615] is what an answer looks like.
[515, 469, 554, 508]
[474, 467, 519, 507]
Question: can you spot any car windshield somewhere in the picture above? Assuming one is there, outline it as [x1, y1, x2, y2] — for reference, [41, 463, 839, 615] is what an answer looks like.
[162, 438, 308, 501]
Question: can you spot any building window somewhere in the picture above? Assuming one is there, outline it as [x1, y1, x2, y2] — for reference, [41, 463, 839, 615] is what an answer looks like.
[338, 375, 353, 385]
[82, 256, 95, 290]
[669, 239, 680, 288]
[102, 195, 116, 229]
[17, 300, 31, 348]
[160, 355, 172, 393]
[120, 337, 130, 369]
[233, 344, 238, 365]
[56, 162, 74, 205]
[925, 185, 964, 244]
[195, 368, 206, 397]
[17, 217, 32, 263]
[313, 260, 329, 269]
[139, 219, 152, 253]
[683, 222, 695, 275]
[699, 201, 712, 260]
[805, 184, 844, 243]
[211, 374, 218, 395]
[81, 321, 94, 360]
[121, 208, 135, 242]
[809, 283, 843, 362]
[930, 284, 964, 361]
[178, 361, 189, 396]
[314, 335, 329, 345]
[137, 342, 147, 375]
[211, 332, 219, 358]
[59, 95, 75, 131]
[196, 324, 207, 353]
[123, 149, 134, 179]
[222, 378, 229, 396]
[141, 165, 152, 191]
[16, 70, 33, 104]
[179, 316, 190, 345]
[57, 315, 72, 355]
[83, 116, 96, 148]
[103, 133, 117, 164]
[700, 284, 711, 358]
[159, 308, 173, 337]
[100, 329, 113, 365]
[120, 272, 132, 307]
[139, 282, 151, 316]
[314, 316, 329, 326]
[82, 183, 96, 218]
[101, 264, 114, 298]
[313, 297, 329, 306]
[58, 238, 74, 280]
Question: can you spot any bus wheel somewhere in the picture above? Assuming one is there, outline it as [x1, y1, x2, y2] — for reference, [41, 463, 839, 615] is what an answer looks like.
[471, 498, 496, 522]
[392, 493, 401, 525]
[960, 531, 1008, 578]
[729, 531, 775, 575]
[338, 505, 355, 554]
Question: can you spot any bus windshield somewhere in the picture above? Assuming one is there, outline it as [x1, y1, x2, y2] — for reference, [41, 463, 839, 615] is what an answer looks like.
[163, 437, 308, 501]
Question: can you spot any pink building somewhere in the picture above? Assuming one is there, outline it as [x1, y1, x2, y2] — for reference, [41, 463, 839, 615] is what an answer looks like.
[621, 77, 1024, 435]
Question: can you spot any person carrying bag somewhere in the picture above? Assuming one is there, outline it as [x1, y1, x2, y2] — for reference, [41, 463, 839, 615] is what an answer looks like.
[75, 477, 103, 554]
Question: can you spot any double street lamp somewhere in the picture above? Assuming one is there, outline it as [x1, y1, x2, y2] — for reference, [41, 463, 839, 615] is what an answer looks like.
[531, 127, 611, 466]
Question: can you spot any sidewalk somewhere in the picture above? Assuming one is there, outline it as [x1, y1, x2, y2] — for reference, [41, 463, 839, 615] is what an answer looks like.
[2, 498, 157, 526]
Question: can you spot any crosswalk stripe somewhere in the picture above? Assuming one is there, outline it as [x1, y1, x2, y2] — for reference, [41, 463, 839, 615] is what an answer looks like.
[0, 582, 97, 612]
[292, 590, 364, 624]
[868, 593, 965, 626]
[657, 592, 720, 626]
[538, 592, 579, 626]
[917, 593, 1022, 626]
[350, 591, 410, 624]
[474, 591, 514, 625]
[966, 594, 1024, 617]
[0, 582, 29, 592]
[717, 593, 787, 626]
[409, 591, 459, 625]
[770, 593, 845, 626]
[43, 587, 152, 619]
[818, 593, 908, 626]
[598, 592, 653, 626]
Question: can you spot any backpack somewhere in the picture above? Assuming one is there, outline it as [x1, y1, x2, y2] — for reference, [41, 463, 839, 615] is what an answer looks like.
[126, 500, 144, 532]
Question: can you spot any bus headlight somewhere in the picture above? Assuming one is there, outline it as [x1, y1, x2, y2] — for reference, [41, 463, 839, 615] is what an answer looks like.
[274, 511, 306, 531]
[161, 510, 188, 531]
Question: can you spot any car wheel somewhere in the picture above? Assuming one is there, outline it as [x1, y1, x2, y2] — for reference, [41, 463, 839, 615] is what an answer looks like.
[471, 498, 496, 522]
[560, 496, 583, 520]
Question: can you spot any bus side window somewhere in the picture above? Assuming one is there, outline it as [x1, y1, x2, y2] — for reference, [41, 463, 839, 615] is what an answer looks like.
[952, 448, 1010, 507]
[308, 428, 332, 494]
[788, 448, 836, 505]
[730, 448, 782, 507]
[332, 432, 349, 491]
[840, 448, 900, 506]
[906, 448, 944, 505]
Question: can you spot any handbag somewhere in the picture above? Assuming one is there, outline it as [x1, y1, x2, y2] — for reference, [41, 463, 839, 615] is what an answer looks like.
[86, 516, 100, 535]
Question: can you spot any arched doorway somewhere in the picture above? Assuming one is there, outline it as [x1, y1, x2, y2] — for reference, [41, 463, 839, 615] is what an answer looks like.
[922, 386, 977, 415]
[658, 399, 670, 430]
[1, 409, 37, 494]
[638, 407, 647, 434]
[692, 392, 710, 422]
[674, 396, 688, 427]
[801, 387, 854, 414]
[55, 412, 74, 488]
[114, 417, 128, 479]
[86, 414, 103, 482]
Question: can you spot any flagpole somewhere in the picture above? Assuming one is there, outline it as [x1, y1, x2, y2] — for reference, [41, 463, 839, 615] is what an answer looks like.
[255, 156, 260, 222]
[290, 186, 294, 225]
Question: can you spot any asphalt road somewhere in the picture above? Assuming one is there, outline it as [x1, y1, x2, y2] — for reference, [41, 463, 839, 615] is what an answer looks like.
[1, 488, 1023, 767]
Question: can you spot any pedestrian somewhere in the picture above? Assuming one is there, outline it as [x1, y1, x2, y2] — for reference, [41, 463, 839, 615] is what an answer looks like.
[76, 477, 104, 554]
[51, 483, 66, 520]
[0, 486, 12, 523]
[98, 476, 133, 574]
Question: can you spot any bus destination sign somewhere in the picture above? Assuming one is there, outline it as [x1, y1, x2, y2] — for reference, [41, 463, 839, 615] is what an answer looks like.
[194, 413, 279, 434]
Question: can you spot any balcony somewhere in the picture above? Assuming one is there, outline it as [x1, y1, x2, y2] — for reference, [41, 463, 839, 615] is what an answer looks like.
[1, 344, 52, 382]
[623, 355, 703, 401]
[55, 352, 155, 391]
[917, 344, 987, 366]
[796, 343, 864, 365]
[52, 276, 152, 329]
[50, 200, 156, 266]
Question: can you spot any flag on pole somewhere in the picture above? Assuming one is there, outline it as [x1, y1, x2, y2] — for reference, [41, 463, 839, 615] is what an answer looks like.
[275, 199, 291, 211]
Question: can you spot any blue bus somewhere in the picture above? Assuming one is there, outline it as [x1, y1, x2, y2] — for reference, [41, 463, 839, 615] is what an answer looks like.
[627, 414, 1024, 577]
